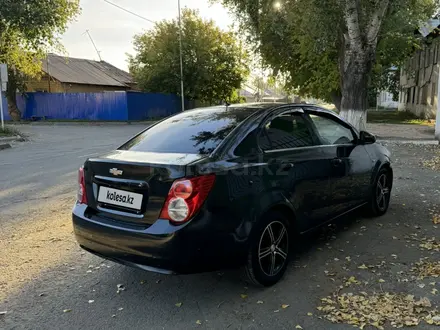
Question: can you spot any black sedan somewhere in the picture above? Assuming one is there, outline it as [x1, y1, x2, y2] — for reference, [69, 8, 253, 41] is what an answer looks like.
[72, 103, 392, 286]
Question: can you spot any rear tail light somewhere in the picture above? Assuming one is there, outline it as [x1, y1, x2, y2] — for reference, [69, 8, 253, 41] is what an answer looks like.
[77, 166, 88, 204]
[159, 174, 216, 224]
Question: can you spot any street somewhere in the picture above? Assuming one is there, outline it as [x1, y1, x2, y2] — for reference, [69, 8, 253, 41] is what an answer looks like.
[0, 125, 439, 330]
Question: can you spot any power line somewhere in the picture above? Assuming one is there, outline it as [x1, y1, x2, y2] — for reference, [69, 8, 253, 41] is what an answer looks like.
[102, 0, 185, 111]
[102, 0, 155, 24]
[84, 30, 102, 61]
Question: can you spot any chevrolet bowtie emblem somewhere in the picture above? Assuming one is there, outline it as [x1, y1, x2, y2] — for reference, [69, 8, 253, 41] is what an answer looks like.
[109, 168, 123, 176]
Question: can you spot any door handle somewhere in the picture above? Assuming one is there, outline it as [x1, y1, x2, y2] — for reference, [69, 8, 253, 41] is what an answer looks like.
[280, 163, 294, 171]
[331, 158, 343, 166]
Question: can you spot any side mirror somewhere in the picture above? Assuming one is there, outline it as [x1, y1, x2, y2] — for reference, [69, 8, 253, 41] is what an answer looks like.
[359, 131, 376, 144]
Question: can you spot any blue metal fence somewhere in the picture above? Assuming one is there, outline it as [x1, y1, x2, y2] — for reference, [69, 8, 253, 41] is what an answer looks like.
[2, 91, 181, 121]
[126, 92, 181, 120]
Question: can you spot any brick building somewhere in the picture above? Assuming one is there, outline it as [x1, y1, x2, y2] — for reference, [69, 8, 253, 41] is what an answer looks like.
[399, 20, 440, 119]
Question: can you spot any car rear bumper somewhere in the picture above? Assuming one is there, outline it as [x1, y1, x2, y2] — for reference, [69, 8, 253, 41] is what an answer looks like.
[72, 204, 245, 274]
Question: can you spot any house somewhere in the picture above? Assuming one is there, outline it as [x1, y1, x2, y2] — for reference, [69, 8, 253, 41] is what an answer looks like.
[240, 82, 293, 103]
[399, 19, 440, 119]
[26, 54, 137, 93]
[377, 91, 398, 109]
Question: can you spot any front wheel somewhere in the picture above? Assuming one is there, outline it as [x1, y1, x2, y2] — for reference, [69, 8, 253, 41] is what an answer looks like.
[243, 211, 290, 287]
[367, 168, 392, 217]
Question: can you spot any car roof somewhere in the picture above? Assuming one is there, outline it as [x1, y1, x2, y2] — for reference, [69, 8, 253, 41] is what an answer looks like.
[185, 102, 341, 121]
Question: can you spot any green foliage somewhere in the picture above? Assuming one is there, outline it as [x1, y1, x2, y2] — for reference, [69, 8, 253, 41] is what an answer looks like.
[128, 9, 249, 105]
[218, 0, 437, 102]
[0, 0, 80, 117]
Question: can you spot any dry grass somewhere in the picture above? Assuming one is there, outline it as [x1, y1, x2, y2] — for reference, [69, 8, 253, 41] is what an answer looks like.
[0, 126, 23, 137]
[367, 110, 434, 126]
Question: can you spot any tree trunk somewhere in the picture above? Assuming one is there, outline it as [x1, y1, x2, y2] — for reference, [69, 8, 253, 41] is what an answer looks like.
[330, 91, 342, 111]
[7, 94, 21, 121]
[339, 55, 369, 131]
[6, 69, 22, 121]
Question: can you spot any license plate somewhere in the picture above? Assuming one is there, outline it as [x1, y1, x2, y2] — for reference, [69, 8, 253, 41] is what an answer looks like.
[97, 187, 143, 210]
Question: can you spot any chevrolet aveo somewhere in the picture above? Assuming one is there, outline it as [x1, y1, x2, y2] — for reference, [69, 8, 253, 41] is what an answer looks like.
[72, 103, 393, 286]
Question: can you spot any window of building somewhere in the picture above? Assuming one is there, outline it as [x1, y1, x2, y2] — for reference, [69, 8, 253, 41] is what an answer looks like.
[422, 85, 429, 105]
[431, 82, 437, 106]
[425, 49, 430, 68]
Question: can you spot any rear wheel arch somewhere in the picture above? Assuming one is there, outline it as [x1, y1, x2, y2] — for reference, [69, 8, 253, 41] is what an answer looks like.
[256, 202, 298, 235]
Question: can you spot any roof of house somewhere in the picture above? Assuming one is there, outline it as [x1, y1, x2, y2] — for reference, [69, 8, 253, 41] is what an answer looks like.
[42, 54, 134, 87]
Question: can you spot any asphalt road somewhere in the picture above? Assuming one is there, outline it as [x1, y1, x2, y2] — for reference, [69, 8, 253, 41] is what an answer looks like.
[0, 125, 439, 330]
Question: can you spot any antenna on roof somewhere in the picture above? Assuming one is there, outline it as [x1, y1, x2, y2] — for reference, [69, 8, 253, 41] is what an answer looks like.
[83, 30, 102, 61]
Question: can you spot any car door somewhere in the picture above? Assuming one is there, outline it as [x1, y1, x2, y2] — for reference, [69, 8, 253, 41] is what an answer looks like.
[257, 108, 335, 232]
[304, 108, 373, 216]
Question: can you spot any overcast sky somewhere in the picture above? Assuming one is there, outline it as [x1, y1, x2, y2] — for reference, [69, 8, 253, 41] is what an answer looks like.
[61, 0, 233, 71]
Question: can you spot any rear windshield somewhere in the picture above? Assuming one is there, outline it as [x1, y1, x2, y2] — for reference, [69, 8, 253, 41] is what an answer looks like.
[119, 107, 259, 155]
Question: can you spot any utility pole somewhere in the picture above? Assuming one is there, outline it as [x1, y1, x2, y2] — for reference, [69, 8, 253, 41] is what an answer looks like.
[178, 0, 185, 111]
[0, 63, 8, 130]
[102, 0, 185, 110]
[47, 54, 51, 92]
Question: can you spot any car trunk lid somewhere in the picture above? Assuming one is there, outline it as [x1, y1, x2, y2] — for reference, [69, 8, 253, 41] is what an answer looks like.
[84, 150, 205, 226]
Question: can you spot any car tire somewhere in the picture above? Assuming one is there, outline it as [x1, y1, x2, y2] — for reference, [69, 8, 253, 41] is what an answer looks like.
[243, 210, 290, 287]
[367, 168, 392, 217]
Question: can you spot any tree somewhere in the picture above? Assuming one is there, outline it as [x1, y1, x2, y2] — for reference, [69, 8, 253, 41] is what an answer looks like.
[0, 0, 80, 120]
[128, 9, 249, 106]
[218, 0, 437, 130]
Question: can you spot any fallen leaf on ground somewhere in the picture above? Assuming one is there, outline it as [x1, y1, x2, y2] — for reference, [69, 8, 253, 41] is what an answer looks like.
[118, 307, 124, 311]
[358, 264, 368, 270]
[0, 311, 7, 315]
[240, 294, 248, 299]
[175, 303, 182, 307]
[432, 288, 439, 295]
[295, 325, 303, 329]
[88, 300, 95, 304]
[116, 284, 126, 293]
[345, 276, 361, 287]
[282, 304, 290, 309]
[307, 312, 313, 316]
[257, 300, 264, 304]
[422, 153, 440, 171]
[196, 320, 202, 325]
[63, 309, 72, 313]
[318, 292, 440, 328]
[378, 279, 386, 283]
[412, 260, 440, 279]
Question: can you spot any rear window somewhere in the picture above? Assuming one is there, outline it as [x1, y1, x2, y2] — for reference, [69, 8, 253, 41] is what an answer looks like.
[119, 107, 258, 155]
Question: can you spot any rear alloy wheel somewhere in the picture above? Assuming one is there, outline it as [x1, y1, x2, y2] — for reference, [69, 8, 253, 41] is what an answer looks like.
[244, 211, 290, 287]
[368, 168, 392, 217]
